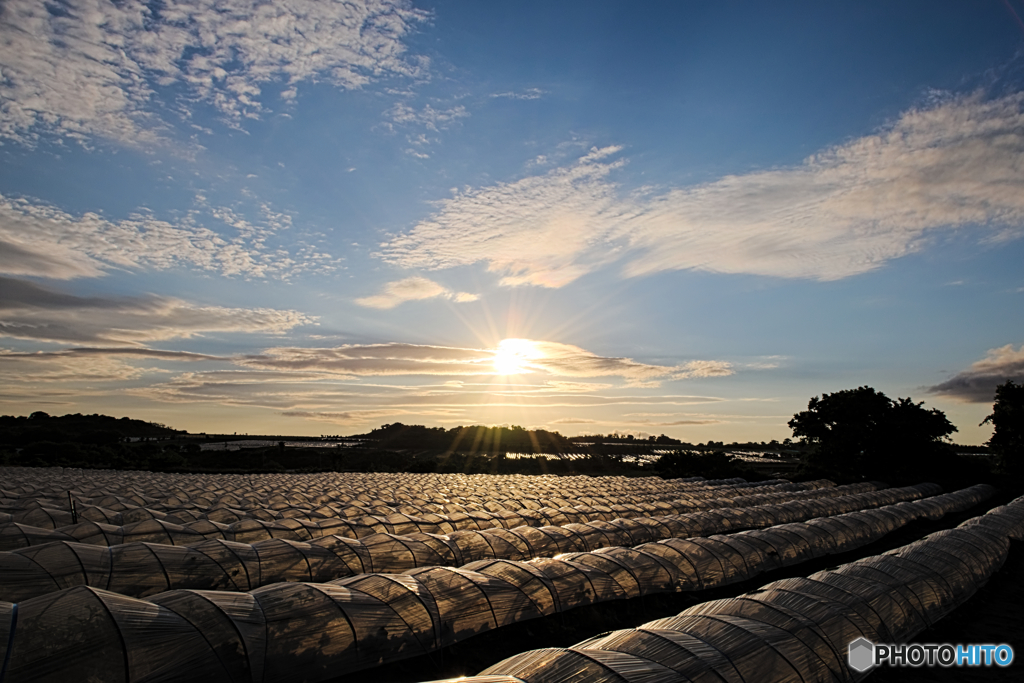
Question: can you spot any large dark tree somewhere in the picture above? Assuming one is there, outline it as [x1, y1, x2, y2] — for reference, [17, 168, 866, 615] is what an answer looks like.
[983, 380, 1024, 478]
[788, 386, 957, 480]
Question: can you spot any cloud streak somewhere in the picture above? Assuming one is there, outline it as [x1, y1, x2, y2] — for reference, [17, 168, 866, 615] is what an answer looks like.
[0, 277, 315, 344]
[238, 339, 731, 384]
[928, 343, 1024, 403]
[381, 92, 1024, 286]
[0, 0, 428, 145]
[354, 276, 479, 309]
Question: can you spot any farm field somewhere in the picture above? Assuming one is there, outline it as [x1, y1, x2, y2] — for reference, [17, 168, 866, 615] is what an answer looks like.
[0, 466, 1021, 682]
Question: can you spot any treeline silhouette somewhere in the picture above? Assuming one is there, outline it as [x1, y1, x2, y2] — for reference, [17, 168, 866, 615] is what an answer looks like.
[2, 383, 1016, 491]
[352, 422, 576, 453]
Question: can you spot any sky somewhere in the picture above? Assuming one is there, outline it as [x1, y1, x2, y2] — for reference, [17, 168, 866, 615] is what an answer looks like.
[1, 0, 1023, 445]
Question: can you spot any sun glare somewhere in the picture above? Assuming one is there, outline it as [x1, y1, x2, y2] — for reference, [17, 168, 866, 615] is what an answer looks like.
[492, 338, 541, 375]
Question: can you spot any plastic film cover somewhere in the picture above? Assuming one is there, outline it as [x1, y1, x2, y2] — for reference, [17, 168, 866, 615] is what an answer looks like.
[888, 544, 978, 600]
[455, 567, 544, 629]
[556, 552, 642, 599]
[841, 556, 956, 624]
[463, 559, 559, 616]
[642, 614, 804, 683]
[641, 540, 705, 590]
[531, 557, 625, 607]
[250, 538, 314, 586]
[507, 526, 561, 559]
[539, 525, 588, 554]
[310, 534, 370, 576]
[421, 676, 526, 683]
[148, 589, 263, 683]
[105, 542, 173, 597]
[606, 518, 653, 546]
[477, 527, 533, 562]
[577, 627, 730, 682]
[0, 601, 14, 677]
[746, 527, 810, 566]
[404, 566, 498, 645]
[581, 520, 632, 548]
[478, 647, 629, 682]
[927, 528, 1008, 570]
[63, 520, 124, 547]
[703, 613, 834, 683]
[570, 647, 682, 682]
[361, 533, 433, 573]
[792, 573, 909, 642]
[831, 560, 937, 624]
[4, 588, 128, 682]
[683, 538, 747, 583]
[680, 596, 845, 681]
[5, 541, 99, 600]
[447, 530, 498, 565]
[597, 547, 678, 595]
[0, 523, 74, 551]
[252, 582, 360, 682]
[334, 572, 440, 651]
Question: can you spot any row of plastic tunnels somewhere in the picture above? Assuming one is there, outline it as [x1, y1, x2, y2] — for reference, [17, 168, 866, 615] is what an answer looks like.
[0, 483, 943, 602]
[0, 483, 1007, 683]
[433, 491, 1024, 683]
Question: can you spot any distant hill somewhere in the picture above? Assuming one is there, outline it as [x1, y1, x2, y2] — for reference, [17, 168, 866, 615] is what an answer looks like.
[352, 422, 574, 453]
[0, 411, 183, 447]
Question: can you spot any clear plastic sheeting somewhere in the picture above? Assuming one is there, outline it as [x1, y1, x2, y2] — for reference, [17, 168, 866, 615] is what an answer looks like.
[2, 473, 887, 553]
[443, 493, 1024, 683]
[467, 647, 681, 683]
[0, 484, 946, 602]
[0, 485, 1001, 683]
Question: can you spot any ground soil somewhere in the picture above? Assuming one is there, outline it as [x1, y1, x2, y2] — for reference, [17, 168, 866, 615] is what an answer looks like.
[327, 488, 1024, 683]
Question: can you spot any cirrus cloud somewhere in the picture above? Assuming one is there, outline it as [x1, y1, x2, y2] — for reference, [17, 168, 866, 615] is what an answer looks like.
[0, 193, 337, 280]
[380, 92, 1024, 286]
[0, 0, 429, 146]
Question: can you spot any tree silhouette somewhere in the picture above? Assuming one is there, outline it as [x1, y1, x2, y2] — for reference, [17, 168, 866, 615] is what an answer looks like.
[982, 380, 1024, 479]
[789, 386, 956, 480]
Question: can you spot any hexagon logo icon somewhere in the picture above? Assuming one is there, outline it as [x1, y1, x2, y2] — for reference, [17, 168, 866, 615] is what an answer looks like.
[848, 637, 875, 672]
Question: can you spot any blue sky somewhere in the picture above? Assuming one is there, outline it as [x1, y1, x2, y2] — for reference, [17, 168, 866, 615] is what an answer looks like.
[1, 0, 1023, 444]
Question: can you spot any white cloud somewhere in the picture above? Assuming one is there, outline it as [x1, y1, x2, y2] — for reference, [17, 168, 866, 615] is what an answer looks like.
[0, 276, 315, 344]
[929, 344, 1024, 403]
[490, 88, 545, 100]
[237, 339, 731, 386]
[240, 342, 497, 376]
[354, 276, 479, 309]
[381, 93, 1024, 286]
[380, 147, 632, 287]
[624, 418, 721, 427]
[281, 408, 462, 425]
[385, 102, 469, 131]
[516, 340, 732, 384]
[674, 360, 734, 379]
[133, 367, 727, 412]
[0, 352, 152, 384]
[0, 193, 337, 280]
[0, 0, 428, 145]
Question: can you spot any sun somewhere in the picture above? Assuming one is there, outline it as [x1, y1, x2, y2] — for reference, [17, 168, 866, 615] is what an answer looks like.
[492, 338, 541, 375]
